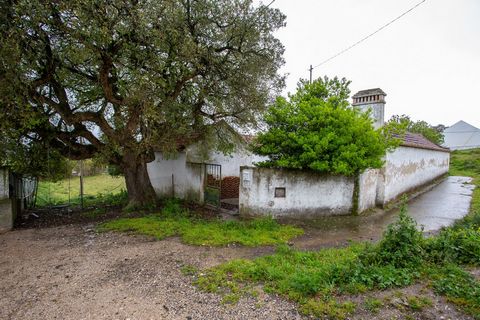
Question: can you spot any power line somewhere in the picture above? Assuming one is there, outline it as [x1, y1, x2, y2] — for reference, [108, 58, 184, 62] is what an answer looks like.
[265, 0, 276, 7]
[309, 0, 426, 80]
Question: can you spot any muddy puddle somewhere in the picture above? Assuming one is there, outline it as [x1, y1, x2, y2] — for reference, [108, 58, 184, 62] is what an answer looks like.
[286, 176, 475, 250]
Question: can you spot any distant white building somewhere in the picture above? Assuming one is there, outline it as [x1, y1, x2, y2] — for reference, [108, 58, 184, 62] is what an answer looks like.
[443, 121, 480, 150]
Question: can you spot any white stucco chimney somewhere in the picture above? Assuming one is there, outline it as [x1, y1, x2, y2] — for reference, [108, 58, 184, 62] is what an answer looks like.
[352, 88, 386, 129]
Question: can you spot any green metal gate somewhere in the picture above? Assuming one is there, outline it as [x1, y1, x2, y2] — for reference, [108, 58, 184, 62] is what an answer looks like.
[204, 163, 221, 209]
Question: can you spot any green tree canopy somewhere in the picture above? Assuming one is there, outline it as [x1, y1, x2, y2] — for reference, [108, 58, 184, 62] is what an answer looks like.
[0, 0, 286, 207]
[387, 115, 444, 145]
[0, 135, 72, 182]
[252, 77, 398, 176]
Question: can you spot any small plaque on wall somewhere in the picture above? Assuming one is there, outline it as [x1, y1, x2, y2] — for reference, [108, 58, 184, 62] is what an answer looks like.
[274, 187, 286, 198]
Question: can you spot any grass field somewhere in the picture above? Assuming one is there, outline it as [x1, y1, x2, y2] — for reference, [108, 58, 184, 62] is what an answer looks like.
[36, 174, 126, 207]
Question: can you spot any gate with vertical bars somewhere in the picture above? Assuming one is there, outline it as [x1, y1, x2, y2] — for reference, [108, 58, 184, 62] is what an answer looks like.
[204, 163, 221, 209]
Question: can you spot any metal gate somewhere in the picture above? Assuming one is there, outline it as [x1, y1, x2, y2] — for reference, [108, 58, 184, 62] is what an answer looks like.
[204, 163, 221, 209]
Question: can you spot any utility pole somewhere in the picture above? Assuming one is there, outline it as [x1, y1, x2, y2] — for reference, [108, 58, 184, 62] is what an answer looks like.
[309, 65, 313, 83]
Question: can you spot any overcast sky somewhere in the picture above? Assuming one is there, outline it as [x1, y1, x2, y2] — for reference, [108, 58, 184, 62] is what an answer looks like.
[265, 0, 480, 128]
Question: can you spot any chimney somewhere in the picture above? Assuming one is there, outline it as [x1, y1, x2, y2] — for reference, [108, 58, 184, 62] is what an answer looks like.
[352, 88, 386, 129]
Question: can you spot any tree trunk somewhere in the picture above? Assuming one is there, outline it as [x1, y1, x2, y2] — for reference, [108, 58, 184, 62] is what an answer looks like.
[122, 153, 157, 209]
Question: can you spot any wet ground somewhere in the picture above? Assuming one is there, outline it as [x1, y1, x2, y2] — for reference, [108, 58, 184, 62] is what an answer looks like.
[290, 176, 475, 250]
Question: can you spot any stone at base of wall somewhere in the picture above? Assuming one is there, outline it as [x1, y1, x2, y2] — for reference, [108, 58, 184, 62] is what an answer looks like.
[380, 173, 449, 211]
[0, 199, 13, 233]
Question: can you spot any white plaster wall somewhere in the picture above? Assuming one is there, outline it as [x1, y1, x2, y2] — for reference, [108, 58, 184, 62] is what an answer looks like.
[380, 146, 450, 205]
[358, 169, 379, 212]
[207, 151, 267, 177]
[0, 170, 8, 200]
[239, 167, 354, 218]
[147, 152, 204, 202]
[186, 142, 267, 177]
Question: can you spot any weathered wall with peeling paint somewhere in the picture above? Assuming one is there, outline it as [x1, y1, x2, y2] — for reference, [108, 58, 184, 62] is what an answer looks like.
[147, 144, 267, 202]
[239, 167, 354, 218]
[378, 146, 450, 205]
[147, 152, 204, 202]
[147, 144, 450, 218]
[358, 169, 380, 212]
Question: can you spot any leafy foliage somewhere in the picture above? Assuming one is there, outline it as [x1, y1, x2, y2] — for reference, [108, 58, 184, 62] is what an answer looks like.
[426, 228, 480, 265]
[0, 135, 73, 181]
[359, 203, 425, 269]
[429, 265, 480, 319]
[252, 77, 398, 176]
[387, 115, 445, 145]
[0, 0, 286, 205]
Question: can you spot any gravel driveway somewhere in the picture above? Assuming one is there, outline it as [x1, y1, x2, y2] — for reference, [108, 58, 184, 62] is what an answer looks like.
[0, 225, 303, 320]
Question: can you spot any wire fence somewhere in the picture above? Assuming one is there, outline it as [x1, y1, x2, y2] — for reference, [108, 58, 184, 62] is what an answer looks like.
[35, 173, 126, 209]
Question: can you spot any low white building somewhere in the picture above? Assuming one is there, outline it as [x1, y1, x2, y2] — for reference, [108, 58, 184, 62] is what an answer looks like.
[146, 138, 266, 206]
[442, 120, 480, 150]
[147, 88, 450, 217]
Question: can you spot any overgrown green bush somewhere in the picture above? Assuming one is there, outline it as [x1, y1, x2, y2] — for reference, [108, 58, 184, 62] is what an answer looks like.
[426, 228, 480, 265]
[359, 204, 425, 269]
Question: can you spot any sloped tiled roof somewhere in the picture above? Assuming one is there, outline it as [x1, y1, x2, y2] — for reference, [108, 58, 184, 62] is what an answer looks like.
[399, 132, 450, 152]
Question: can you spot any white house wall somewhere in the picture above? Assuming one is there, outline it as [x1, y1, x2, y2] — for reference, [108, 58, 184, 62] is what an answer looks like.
[379, 146, 450, 205]
[186, 143, 267, 177]
[147, 152, 204, 202]
[206, 151, 267, 177]
[239, 167, 354, 218]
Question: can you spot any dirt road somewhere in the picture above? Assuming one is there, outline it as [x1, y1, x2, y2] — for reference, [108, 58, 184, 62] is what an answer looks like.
[1, 222, 474, 320]
[0, 225, 301, 320]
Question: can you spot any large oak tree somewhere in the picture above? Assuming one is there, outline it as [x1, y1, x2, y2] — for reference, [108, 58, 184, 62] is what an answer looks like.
[0, 0, 285, 207]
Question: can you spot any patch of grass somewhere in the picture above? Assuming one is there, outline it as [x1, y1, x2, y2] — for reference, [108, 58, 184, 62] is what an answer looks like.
[364, 297, 383, 314]
[449, 148, 480, 177]
[428, 264, 480, 319]
[180, 264, 199, 276]
[406, 295, 432, 311]
[194, 240, 422, 318]
[98, 200, 303, 247]
[192, 200, 479, 318]
[450, 149, 480, 230]
[36, 174, 126, 207]
[301, 298, 356, 320]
